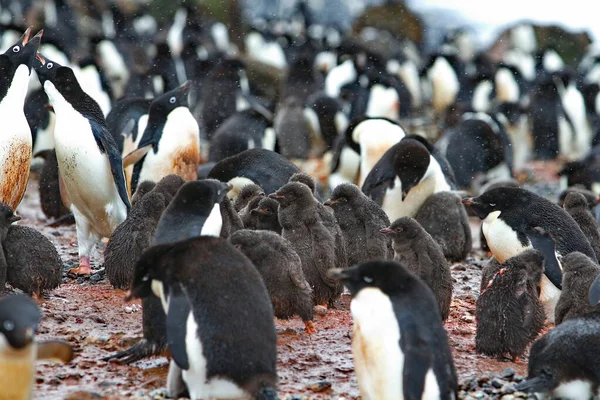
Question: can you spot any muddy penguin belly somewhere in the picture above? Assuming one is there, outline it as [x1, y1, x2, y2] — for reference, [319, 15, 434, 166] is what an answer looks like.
[139, 145, 200, 184]
[0, 136, 32, 211]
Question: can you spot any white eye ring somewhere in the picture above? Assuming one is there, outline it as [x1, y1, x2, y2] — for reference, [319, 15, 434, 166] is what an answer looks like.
[12, 45, 19, 52]
[169, 97, 176, 104]
[490, 203, 496, 207]
[3, 320, 14, 331]
[46, 62, 53, 69]
[363, 276, 373, 283]
[142, 275, 149, 282]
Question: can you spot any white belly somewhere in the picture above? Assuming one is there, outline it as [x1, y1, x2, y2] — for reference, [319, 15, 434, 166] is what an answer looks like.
[539, 274, 561, 323]
[351, 288, 403, 400]
[382, 173, 441, 221]
[482, 211, 525, 263]
[183, 312, 247, 399]
[0, 335, 36, 400]
[54, 114, 126, 236]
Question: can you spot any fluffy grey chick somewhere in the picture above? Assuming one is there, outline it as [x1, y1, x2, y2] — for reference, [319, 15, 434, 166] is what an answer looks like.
[230, 229, 315, 333]
[131, 180, 157, 206]
[251, 197, 282, 234]
[415, 191, 472, 262]
[381, 217, 453, 320]
[270, 182, 341, 306]
[0, 204, 19, 290]
[555, 252, 600, 324]
[233, 184, 264, 212]
[274, 96, 312, 159]
[325, 183, 393, 265]
[563, 192, 600, 262]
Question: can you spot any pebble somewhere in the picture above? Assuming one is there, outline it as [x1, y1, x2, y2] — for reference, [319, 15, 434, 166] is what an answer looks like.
[502, 368, 516, 378]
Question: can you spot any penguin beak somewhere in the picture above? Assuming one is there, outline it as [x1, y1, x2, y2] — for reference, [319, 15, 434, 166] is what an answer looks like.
[250, 208, 266, 215]
[225, 183, 233, 192]
[461, 197, 474, 206]
[268, 193, 285, 200]
[36, 52, 46, 65]
[323, 199, 338, 207]
[9, 215, 21, 223]
[380, 227, 394, 235]
[20, 26, 33, 45]
[25, 29, 43, 49]
[327, 268, 350, 280]
[401, 190, 409, 201]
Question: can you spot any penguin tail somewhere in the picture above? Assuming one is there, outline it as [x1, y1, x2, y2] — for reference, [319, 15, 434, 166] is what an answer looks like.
[101, 339, 166, 364]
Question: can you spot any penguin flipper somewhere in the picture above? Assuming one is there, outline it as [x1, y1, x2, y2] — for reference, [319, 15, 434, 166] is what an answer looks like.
[101, 338, 166, 364]
[361, 161, 396, 206]
[589, 274, 600, 305]
[526, 228, 562, 290]
[166, 291, 190, 370]
[400, 316, 432, 399]
[36, 340, 74, 363]
[515, 376, 552, 393]
[123, 145, 153, 168]
[90, 120, 132, 210]
[288, 268, 310, 291]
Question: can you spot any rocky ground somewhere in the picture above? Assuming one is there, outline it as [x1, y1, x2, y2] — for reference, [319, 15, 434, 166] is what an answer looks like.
[17, 166, 561, 399]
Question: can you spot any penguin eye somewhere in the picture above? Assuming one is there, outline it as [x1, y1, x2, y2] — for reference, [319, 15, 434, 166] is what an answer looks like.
[363, 276, 373, 283]
[489, 203, 496, 207]
[142, 275, 149, 282]
[3, 320, 14, 331]
[47, 62, 54, 69]
[169, 97, 176, 104]
[12, 45, 19, 52]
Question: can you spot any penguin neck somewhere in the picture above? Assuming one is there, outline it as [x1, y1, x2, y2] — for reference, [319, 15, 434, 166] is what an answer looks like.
[200, 203, 223, 237]
[0, 64, 30, 109]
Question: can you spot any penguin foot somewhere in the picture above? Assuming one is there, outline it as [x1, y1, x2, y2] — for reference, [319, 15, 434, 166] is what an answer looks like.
[304, 320, 317, 334]
[69, 257, 93, 276]
[102, 339, 166, 364]
[314, 305, 327, 315]
[511, 355, 523, 364]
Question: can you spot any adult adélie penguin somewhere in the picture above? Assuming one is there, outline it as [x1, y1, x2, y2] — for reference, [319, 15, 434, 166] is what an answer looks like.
[0, 27, 43, 211]
[34, 53, 131, 276]
[124, 81, 200, 194]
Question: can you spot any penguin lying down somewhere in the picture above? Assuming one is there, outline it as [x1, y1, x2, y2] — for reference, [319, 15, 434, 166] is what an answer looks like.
[0, 294, 73, 400]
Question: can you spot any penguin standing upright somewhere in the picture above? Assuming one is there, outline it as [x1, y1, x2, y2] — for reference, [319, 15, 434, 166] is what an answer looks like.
[105, 180, 231, 364]
[125, 81, 200, 193]
[555, 252, 600, 324]
[0, 27, 43, 211]
[328, 261, 457, 400]
[34, 53, 131, 275]
[128, 236, 278, 400]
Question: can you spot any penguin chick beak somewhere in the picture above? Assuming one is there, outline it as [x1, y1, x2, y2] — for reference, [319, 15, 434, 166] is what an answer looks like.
[323, 199, 338, 207]
[380, 227, 394, 235]
[36, 52, 46, 65]
[250, 208, 266, 215]
[20, 26, 33, 45]
[268, 193, 285, 200]
[327, 268, 350, 280]
[9, 215, 21, 223]
[461, 197, 474, 206]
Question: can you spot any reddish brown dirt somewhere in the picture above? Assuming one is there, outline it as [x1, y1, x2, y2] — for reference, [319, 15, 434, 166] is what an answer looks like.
[14, 176, 548, 399]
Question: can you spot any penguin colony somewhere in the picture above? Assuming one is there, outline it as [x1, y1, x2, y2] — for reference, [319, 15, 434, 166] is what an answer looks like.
[2, 1, 600, 399]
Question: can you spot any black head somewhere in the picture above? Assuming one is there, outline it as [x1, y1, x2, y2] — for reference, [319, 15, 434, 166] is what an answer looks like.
[288, 172, 316, 194]
[148, 80, 192, 117]
[380, 217, 423, 241]
[128, 244, 170, 301]
[170, 180, 231, 213]
[0, 27, 43, 74]
[268, 182, 315, 209]
[393, 138, 431, 200]
[563, 191, 592, 211]
[462, 187, 533, 220]
[251, 197, 279, 217]
[328, 260, 418, 297]
[0, 294, 41, 350]
[325, 183, 362, 209]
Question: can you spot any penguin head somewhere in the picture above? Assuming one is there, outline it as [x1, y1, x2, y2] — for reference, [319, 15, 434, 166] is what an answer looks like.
[170, 180, 231, 215]
[563, 191, 592, 211]
[149, 80, 192, 116]
[380, 217, 423, 243]
[153, 174, 186, 203]
[251, 197, 279, 218]
[327, 260, 416, 297]
[235, 184, 264, 210]
[269, 182, 315, 209]
[0, 27, 43, 74]
[229, 229, 261, 250]
[0, 294, 41, 350]
[34, 53, 88, 106]
[325, 183, 362, 211]
[128, 246, 167, 301]
[392, 139, 431, 200]
[288, 173, 317, 195]
[0, 203, 20, 241]
[462, 187, 529, 220]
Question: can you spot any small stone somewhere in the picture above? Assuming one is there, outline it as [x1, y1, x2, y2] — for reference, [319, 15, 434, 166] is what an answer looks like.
[501, 384, 515, 394]
[500, 395, 515, 400]
[478, 375, 490, 385]
[491, 379, 504, 389]
[474, 391, 486, 399]
[89, 273, 103, 283]
[513, 375, 523, 382]
[502, 368, 516, 379]
[307, 381, 331, 392]
[461, 315, 475, 323]
[452, 264, 466, 271]
[87, 330, 110, 344]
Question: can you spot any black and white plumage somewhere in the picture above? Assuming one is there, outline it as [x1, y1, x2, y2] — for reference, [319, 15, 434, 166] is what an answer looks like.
[34, 53, 131, 276]
[329, 261, 458, 400]
[128, 237, 278, 399]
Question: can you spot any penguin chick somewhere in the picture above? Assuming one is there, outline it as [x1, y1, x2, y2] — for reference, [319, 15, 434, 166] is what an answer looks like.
[0, 28, 43, 211]
[233, 184, 264, 212]
[564, 192, 600, 262]
[150, 174, 186, 204]
[328, 261, 458, 400]
[558, 186, 598, 209]
[0, 294, 73, 400]
[230, 229, 315, 333]
[34, 149, 70, 220]
[131, 180, 156, 206]
[104, 191, 168, 289]
[475, 249, 546, 361]
[239, 195, 264, 230]
[251, 197, 282, 234]
[381, 217, 453, 320]
[415, 191, 472, 262]
[555, 252, 600, 324]
[0, 204, 21, 290]
[219, 193, 244, 238]
[516, 311, 600, 399]
[4, 225, 62, 297]
[325, 183, 393, 265]
[34, 53, 131, 276]
[288, 172, 319, 197]
[274, 96, 312, 160]
[129, 237, 278, 400]
[270, 182, 341, 306]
